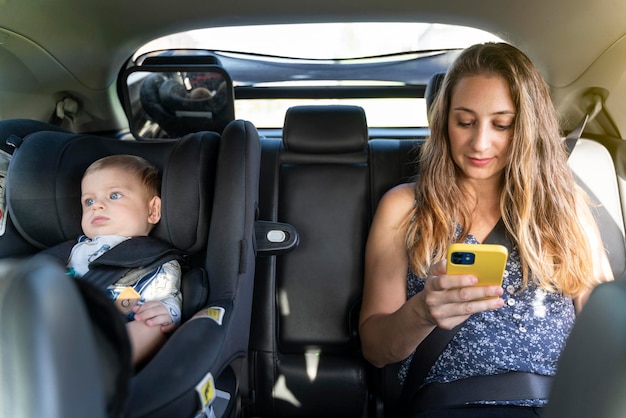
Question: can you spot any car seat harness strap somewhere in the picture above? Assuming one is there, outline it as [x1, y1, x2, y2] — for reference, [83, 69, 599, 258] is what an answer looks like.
[42, 235, 185, 290]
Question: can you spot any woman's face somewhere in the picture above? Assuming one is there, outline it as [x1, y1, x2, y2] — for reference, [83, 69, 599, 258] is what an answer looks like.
[447, 75, 515, 186]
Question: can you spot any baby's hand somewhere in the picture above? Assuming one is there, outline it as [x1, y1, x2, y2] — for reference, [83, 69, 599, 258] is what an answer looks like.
[133, 301, 176, 333]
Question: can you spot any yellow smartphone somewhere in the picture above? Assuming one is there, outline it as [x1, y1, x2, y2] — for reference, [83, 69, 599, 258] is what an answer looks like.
[446, 243, 508, 287]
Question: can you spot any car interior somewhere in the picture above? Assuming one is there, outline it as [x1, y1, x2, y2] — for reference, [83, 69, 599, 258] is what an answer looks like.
[1, 1, 626, 418]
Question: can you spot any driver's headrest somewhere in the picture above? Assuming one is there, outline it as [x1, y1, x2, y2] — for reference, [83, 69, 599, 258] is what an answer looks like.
[6, 131, 220, 253]
[425, 72, 446, 115]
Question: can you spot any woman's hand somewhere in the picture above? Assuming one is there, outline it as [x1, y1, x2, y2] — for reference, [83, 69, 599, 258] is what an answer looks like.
[416, 259, 504, 330]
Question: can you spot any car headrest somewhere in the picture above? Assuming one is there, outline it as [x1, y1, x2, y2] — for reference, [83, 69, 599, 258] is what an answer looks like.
[0, 118, 70, 155]
[6, 131, 219, 253]
[283, 105, 368, 154]
[425, 72, 446, 114]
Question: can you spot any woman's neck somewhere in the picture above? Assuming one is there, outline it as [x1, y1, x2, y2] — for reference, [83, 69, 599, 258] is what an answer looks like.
[459, 177, 503, 242]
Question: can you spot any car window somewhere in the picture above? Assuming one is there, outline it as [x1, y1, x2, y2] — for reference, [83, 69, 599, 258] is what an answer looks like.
[133, 23, 502, 130]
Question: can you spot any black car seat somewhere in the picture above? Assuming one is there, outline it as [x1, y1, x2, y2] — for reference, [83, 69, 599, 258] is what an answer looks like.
[0, 118, 261, 418]
[0, 119, 72, 257]
[0, 117, 70, 154]
[247, 105, 372, 417]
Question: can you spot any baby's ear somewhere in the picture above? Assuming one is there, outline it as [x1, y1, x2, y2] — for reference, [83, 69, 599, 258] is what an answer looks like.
[148, 196, 162, 224]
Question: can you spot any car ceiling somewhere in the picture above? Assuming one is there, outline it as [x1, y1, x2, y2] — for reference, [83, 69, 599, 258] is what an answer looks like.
[1, 0, 626, 133]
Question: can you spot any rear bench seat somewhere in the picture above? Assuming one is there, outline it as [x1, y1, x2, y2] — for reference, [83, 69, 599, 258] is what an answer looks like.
[249, 105, 372, 417]
[247, 102, 626, 418]
[247, 105, 421, 417]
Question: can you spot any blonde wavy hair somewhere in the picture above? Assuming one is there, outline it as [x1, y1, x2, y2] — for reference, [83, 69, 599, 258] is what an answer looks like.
[406, 42, 598, 297]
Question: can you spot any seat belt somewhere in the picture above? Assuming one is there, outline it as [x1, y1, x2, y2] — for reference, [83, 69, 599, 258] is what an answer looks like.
[410, 372, 554, 413]
[399, 119, 589, 415]
[400, 221, 554, 414]
[564, 114, 589, 156]
[399, 219, 513, 414]
[48, 96, 79, 128]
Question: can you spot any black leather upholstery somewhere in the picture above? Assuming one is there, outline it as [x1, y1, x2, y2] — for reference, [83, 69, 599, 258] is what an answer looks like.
[283, 105, 369, 154]
[248, 105, 420, 417]
[250, 105, 369, 417]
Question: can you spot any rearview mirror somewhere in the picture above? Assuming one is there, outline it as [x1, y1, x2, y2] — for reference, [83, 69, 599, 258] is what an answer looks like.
[121, 65, 235, 139]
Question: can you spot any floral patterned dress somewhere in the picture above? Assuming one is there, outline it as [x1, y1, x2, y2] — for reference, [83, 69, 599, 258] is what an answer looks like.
[398, 230, 575, 407]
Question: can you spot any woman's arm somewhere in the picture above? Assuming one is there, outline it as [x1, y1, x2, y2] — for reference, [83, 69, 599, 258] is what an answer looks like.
[359, 184, 504, 368]
[359, 184, 433, 367]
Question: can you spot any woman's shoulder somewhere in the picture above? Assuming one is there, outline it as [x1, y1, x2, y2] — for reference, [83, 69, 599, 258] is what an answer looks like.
[374, 182, 416, 221]
[381, 182, 415, 204]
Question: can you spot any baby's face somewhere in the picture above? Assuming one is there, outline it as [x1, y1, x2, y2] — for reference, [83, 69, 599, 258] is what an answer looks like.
[80, 167, 160, 238]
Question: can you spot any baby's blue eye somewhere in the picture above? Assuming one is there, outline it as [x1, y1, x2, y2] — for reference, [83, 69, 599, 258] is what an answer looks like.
[110, 192, 122, 200]
[85, 198, 94, 207]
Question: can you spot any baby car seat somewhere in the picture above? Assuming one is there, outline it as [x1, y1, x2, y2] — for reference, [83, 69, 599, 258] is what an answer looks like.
[0, 118, 261, 418]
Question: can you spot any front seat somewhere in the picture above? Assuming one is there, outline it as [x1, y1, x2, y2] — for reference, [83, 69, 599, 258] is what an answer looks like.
[0, 256, 109, 418]
[0, 118, 261, 418]
[544, 278, 626, 418]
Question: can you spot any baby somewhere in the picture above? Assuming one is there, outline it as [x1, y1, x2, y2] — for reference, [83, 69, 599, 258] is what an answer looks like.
[67, 154, 182, 366]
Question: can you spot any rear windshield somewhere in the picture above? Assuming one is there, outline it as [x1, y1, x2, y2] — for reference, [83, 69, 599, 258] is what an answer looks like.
[134, 23, 503, 129]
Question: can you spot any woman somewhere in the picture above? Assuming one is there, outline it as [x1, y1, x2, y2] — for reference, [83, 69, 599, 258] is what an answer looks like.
[359, 43, 613, 417]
